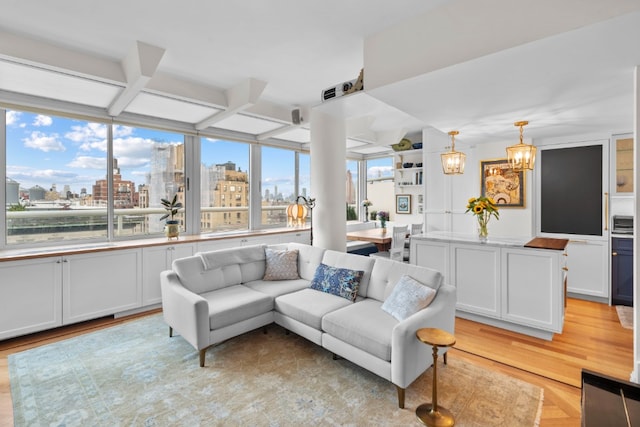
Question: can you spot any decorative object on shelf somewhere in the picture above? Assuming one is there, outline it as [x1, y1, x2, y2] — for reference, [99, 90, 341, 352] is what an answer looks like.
[412, 142, 423, 150]
[391, 138, 413, 151]
[296, 195, 316, 245]
[362, 199, 372, 222]
[377, 210, 389, 233]
[403, 162, 414, 168]
[506, 120, 536, 171]
[286, 203, 308, 227]
[441, 130, 466, 175]
[480, 158, 525, 207]
[160, 194, 183, 239]
[396, 194, 411, 214]
[370, 210, 377, 221]
[465, 196, 499, 242]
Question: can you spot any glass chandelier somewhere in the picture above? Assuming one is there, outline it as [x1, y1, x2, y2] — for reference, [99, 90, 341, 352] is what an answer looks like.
[440, 130, 466, 174]
[506, 121, 536, 171]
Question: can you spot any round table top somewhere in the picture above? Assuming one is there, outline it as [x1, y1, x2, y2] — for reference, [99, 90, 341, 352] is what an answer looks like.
[416, 328, 456, 347]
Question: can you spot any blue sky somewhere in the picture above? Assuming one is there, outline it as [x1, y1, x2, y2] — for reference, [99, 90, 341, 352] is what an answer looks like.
[6, 110, 390, 199]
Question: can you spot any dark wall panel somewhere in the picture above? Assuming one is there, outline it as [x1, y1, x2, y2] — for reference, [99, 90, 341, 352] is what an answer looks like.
[540, 145, 602, 236]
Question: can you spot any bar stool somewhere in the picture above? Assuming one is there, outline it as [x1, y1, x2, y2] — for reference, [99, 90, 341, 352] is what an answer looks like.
[415, 328, 456, 427]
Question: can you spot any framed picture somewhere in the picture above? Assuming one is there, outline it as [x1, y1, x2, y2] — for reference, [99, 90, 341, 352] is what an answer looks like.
[396, 194, 411, 214]
[480, 158, 525, 208]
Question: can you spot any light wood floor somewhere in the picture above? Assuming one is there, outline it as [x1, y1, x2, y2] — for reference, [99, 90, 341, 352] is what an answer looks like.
[0, 299, 633, 426]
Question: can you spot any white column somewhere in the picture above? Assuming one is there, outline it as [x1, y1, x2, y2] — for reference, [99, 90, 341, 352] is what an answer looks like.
[633, 65, 640, 383]
[310, 109, 346, 251]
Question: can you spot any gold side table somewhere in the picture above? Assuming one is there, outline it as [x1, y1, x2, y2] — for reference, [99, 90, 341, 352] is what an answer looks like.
[415, 328, 456, 427]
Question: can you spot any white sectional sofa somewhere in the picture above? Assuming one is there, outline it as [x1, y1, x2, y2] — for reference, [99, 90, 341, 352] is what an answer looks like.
[160, 242, 456, 408]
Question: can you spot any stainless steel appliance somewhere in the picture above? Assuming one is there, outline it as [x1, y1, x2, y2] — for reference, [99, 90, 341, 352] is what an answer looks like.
[612, 215, 633, 235]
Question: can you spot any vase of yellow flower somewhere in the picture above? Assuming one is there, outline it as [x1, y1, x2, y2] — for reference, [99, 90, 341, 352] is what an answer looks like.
[465, 196, 499, 242]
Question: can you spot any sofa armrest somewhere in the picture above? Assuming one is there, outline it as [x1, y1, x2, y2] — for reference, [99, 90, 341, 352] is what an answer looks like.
[390, 284, 456, 388]
[160, 270, 210, 351]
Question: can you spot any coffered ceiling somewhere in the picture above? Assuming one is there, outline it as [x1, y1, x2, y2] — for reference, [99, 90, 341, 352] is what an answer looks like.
[1, 0, 639, 156]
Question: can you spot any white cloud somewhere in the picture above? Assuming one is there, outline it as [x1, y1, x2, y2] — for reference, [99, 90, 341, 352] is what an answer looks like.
[66, 122, 107, 143]
[6, 111, 21, 126]
[23, 131, 65, 152]
[367, 165, 393, 178]
[33, 115, 53, 127]
[67, 156, 107, 170]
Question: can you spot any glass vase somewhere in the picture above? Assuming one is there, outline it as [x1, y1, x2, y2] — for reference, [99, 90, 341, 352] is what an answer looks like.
[478, 220, 488, 242]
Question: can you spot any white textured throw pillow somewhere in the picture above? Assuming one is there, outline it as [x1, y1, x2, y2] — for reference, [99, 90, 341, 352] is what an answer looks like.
[263, 248, 300, 280]
[381, 275, 437, 321]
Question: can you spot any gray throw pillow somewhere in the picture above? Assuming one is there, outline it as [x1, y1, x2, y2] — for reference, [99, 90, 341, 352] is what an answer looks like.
[381, 275, 437, 321]
[263, 248, 300, 280]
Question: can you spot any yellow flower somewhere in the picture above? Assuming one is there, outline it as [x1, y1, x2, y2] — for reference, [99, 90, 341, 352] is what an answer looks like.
[473, 205, 483, 214]
[468, 197, 476, 203]
[487, 197, 496, 205]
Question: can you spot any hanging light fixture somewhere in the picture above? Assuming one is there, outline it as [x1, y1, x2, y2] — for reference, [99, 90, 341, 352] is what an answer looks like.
[440, 130, 466, 174]
[506, 121, 536, 171]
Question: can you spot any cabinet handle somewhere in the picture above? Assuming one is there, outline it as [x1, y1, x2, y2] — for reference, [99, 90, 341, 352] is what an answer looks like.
[604, 192, 609, 231]
[612, 252, 618, 256]
[562, 267, 569, 271]
[569, 239, 588, 244]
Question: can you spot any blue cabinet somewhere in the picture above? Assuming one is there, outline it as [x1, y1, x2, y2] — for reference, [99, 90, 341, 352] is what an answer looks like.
[611, 237, 633, 306]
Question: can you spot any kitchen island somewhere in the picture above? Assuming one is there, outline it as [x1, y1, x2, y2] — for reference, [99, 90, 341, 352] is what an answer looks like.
[410, 232, 568, 340]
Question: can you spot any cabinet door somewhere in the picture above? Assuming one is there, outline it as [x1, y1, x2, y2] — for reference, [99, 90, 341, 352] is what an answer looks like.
[611, 238, 633, 306]
[452, 244, 501, 317]
[142, 244, 194, 306]
[411, 240, 449, 280]
[63, 249, 142, 324]
[501, 248, 563, 332]
[565, 240, 610, 299]
[0, 257, 62, 339]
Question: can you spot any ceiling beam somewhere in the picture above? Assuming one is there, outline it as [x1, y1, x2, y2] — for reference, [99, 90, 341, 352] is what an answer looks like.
[257, 124, 302, 141]
[195, 78, 267, 130]
[108, 41, 165, 116]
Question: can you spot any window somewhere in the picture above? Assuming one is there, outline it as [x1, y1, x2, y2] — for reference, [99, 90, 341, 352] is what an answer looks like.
[261, 146, 295, 227]
[5, 110, 108, 245]
[200, 138, 249, 233]
[112, 126, 185, 237]
[346, 159, 359, 220]
[366, 157, 394, 220]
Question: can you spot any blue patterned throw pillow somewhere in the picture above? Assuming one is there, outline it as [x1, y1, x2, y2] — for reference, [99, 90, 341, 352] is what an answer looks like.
[309, 263, 364, 302]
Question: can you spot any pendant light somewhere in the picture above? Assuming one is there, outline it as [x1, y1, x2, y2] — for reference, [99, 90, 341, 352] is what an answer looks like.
[506, 121, 536, 171]
[440, 130, 466, 174]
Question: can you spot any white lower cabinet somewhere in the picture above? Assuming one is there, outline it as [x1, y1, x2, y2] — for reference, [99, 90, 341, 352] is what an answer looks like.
[452, 243, 501, 318]
[63, 249, 142, 324]
[142, 244, 194, 306]
[412, 237, 565, 339]
[0, 257, 63, 340]
[564, 239, 609, 299]
[501, 248, 564, 331]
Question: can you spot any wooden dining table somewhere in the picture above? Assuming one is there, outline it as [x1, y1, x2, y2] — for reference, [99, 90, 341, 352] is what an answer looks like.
[346, 228, 392, 252]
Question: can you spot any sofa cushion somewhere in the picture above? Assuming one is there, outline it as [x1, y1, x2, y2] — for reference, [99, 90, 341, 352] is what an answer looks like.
[275, 288, 352, 330]
[243, 278, 310, 298]
[309, 263, 363, 302]
[367, 257, 443, 302]
[321, 299, 397, 361]
[263, 248, 300, 280]
[201, 285, 273, 330]
[321, 250, 375, 297]
[285, 243, 326, 281]
[381, 275, 437, 321]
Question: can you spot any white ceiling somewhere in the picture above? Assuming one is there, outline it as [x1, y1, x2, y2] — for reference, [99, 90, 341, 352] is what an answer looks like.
[0, 0, 639, 155]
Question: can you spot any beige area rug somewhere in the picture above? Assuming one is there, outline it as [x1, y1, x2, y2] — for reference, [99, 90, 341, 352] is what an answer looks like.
[616, 305, 634, 329]
[9, 314, 543, 426]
